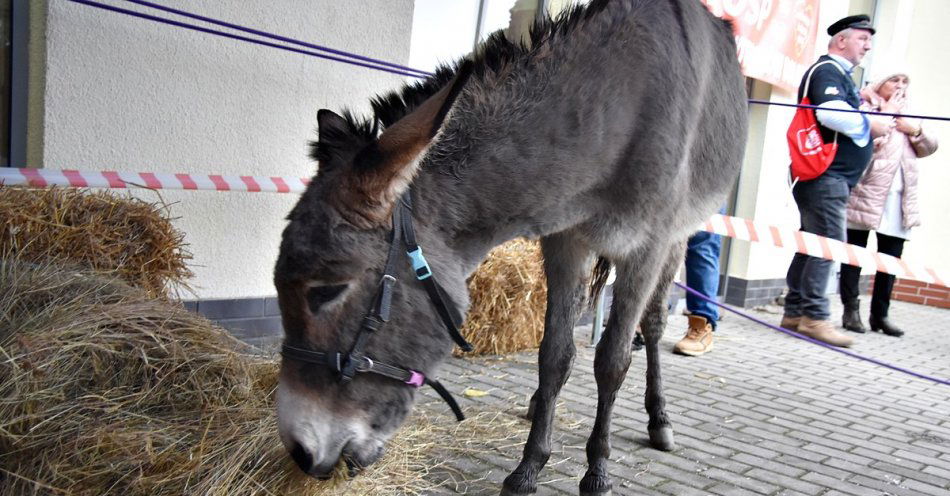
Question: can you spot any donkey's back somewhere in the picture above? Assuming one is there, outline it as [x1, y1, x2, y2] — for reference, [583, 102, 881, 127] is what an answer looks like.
[432, 0, 746, 259]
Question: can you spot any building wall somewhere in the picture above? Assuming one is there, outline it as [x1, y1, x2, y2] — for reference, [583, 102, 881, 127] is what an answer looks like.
[40, 0, 415, 299]
[725, 0, 950, 306]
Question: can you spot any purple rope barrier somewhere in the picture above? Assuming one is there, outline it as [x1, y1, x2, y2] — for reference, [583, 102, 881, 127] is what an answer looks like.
[748, 98, 950, 123]
[68, 2, 950, 124]
[122, 0, 431, 78]
[66, 0, 425, 78]
[674, 282, 950, 387]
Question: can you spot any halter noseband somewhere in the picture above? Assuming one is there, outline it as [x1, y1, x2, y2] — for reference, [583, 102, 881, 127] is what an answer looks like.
[282, 191, 473, 421]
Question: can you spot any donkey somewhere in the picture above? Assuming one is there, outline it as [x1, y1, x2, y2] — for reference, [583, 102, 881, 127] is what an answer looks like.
[273, 0, 747, 494]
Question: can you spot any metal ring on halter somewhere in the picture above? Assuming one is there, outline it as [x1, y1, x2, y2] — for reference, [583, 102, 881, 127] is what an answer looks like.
[355, 356, 374, 372]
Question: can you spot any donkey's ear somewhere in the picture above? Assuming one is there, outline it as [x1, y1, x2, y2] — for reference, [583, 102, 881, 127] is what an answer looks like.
[312, 109, 361, 172]
[317, 109, 350, 139]
[338, 61, 474, 228]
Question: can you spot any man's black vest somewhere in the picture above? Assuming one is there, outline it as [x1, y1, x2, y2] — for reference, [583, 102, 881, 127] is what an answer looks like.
[797, 55, 873, 187]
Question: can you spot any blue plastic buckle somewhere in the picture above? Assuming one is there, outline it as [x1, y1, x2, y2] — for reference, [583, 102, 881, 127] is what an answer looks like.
[407, 248, 432, 280]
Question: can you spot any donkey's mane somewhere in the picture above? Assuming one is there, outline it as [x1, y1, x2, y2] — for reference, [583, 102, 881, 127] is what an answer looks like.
[323, 0, 611, 145]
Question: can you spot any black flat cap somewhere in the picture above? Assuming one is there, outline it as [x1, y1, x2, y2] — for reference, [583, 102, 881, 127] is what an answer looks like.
[827, 14, 876, 36]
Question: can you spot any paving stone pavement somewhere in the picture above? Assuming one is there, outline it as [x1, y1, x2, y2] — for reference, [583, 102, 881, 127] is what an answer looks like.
[409, 299, 950, 495]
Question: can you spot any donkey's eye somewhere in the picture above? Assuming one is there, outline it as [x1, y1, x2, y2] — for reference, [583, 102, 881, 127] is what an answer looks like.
[306, 284, 347, 313]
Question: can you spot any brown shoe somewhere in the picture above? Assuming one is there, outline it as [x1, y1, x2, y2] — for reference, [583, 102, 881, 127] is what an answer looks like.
[780, 315, 801, 331]
[673, 315, 714, 356]
[797, 316, 854, 347]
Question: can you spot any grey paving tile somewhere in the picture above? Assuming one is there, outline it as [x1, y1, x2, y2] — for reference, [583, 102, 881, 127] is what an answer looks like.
[870, 460, 950, 488]
[704, 482, 764, 496]
[744, 468, 825, 494]
[848, 474, 923, 496]
[697, 466, 781, 494]
[800, 472, 867, 495]
[850, 446, 922, 468]
[901, 477, 950, 496]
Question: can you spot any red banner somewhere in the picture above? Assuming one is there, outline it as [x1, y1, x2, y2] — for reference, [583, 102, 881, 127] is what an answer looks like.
[701, 0, 820, 92]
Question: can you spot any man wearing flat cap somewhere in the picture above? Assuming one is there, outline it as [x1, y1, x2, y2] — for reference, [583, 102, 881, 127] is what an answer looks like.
[781, 15, 877, 348]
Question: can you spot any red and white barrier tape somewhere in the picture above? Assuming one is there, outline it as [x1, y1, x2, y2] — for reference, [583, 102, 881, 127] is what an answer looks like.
[0, 167, 310, 193]
[703, 214, 947, 288]
[2, 168, 946, 288]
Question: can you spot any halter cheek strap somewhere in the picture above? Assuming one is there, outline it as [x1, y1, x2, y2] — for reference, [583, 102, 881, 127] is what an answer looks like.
[399, 193, 473, 353]
[281, 190, 471, 421]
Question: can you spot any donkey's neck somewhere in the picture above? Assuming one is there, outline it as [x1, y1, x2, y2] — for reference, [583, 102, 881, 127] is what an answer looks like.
[411, 131, 597, 277]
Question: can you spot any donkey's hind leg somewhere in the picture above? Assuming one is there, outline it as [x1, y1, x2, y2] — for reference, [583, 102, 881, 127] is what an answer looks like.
[641, 241, 685, 451]
[501, 231, 593, 496]
[579, 244, 675, 496]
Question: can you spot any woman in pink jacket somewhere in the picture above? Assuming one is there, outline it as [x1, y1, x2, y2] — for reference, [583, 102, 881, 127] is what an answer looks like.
[840, 69, 938, 337]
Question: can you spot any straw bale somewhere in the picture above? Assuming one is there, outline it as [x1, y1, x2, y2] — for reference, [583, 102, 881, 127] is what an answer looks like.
[460, 239, 547, 355]
[0, 186, 192, 297]
[0, 260, 530, 495]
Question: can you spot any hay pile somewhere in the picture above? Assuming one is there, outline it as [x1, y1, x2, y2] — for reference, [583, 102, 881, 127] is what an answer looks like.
[0, 186, 192, 297]
[0, 260, 530, 495]
[461, 239, 547, 355]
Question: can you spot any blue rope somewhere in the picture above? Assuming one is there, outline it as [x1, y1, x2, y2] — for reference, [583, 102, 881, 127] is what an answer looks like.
[748, 98, 950, 123]
[121, 0, 431, 78]
[66, 0, 425, 78]
[675, 282, 950, 387]
[70, 1, 950, 123]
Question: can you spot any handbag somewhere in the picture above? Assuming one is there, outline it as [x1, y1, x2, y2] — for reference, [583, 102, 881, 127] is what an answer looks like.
[787, 60, 844, 182]
[910, 130, 938, 158]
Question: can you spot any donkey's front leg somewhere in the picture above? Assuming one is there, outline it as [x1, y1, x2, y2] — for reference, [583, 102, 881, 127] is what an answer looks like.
[579, 245, 676, 496]
[501, 232, 592, 496]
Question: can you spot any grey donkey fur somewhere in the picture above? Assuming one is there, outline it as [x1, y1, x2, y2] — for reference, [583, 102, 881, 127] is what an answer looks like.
[273, 0, 747, 494]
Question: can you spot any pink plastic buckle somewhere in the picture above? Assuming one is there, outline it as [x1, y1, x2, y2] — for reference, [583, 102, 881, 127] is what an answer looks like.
[405, 371, 425, 387]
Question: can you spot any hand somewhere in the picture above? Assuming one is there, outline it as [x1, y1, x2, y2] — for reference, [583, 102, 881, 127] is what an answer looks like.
[880, 96, 903, 114]
[873, 136, 887, 152]
[870, 117, 896, 138]
[895, 117, 920, 136]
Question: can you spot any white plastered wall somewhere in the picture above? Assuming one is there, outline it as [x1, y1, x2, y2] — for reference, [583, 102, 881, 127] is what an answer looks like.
[41, 0, 414, 299]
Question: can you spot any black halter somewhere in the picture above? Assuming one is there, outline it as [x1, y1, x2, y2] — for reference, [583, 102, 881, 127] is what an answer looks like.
[281, 191, 473, 421]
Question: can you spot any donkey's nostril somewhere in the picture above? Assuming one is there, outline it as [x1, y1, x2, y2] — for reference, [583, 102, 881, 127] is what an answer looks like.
[290, 442, 312, 470]
[290, 441, 336, 480]
[290, 442, 315, 474]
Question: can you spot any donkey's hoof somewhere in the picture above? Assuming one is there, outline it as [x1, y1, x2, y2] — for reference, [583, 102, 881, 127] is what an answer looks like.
[649, 426, 676, 451]
[501, 470, 537, 495]
[579, 471, 612, 495]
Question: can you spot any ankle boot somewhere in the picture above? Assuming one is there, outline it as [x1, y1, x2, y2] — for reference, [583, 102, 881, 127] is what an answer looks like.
[673, 316, 714, 356]
[869, 314, 904, 337]
[841, 300, 867, 333]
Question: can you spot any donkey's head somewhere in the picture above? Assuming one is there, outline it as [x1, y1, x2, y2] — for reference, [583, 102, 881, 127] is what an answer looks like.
[273, 63, 473, 478]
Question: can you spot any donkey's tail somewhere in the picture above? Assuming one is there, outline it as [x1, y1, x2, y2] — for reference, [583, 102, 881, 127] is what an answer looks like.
[588, 256, 612, 310]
